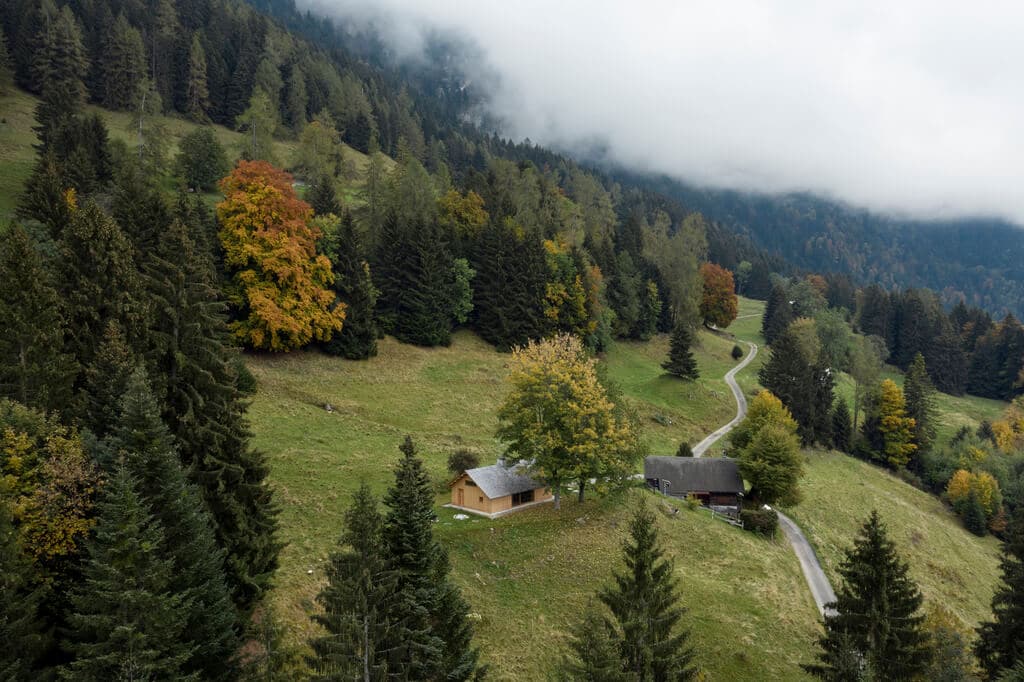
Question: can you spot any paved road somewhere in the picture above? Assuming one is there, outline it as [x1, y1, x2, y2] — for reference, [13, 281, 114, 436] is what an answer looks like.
[693, 339, 836, 617]
[692, 342, 758, 456]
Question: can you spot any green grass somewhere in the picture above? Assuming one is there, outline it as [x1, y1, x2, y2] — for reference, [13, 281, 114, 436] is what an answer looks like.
[786, 450, 1002, 627]
[0, 88, 375, 221]
[248, 328, 821, 680]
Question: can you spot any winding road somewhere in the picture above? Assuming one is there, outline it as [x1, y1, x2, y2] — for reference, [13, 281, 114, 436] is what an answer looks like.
[695, 339, 837, 616]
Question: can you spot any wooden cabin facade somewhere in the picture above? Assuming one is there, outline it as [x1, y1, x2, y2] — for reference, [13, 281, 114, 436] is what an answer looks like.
[448, 462, 553, 518]
[644, 456, 745, 507]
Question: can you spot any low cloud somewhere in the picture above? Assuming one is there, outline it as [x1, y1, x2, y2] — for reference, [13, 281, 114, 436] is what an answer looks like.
[303, 0, 1024, 224]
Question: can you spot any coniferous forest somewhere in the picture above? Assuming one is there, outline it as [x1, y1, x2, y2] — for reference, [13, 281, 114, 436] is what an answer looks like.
[3, 0, 1024, 678]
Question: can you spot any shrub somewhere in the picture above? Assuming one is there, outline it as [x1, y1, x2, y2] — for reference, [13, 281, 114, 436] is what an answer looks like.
[731, 344, 744, 360]
[740, 508, 779, 536]
[684, 494, 701, 511]
[676, 442, 693, 457]
[448, 449, 481, 476]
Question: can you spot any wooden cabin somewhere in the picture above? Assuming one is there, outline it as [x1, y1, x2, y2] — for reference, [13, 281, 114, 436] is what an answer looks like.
[644, 456, 745, 507]
[448, 462, 553, 518]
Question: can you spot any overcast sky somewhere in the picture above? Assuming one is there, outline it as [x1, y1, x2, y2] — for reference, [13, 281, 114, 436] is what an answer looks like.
[304, 0, 1024, 224]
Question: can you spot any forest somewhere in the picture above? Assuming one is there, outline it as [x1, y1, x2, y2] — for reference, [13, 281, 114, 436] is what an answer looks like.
[2, 0, 1024, 678]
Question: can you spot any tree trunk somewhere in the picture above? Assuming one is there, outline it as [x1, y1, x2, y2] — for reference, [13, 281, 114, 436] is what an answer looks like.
[553, 487, 561, 511]
[578, 477, 586, 503]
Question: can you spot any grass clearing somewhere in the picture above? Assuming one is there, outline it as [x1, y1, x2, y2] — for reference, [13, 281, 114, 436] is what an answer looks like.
[786, 450, 1002, 628]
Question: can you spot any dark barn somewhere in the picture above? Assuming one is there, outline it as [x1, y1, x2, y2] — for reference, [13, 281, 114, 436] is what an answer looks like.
[644, 456, 745, 507]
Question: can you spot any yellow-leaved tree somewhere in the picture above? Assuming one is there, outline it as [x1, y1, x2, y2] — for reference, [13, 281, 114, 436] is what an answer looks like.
[729, 390, 803, 505]
[878, 379, 917, 469]
[217, 160, 345, 351]
[496, 333, 641, 509]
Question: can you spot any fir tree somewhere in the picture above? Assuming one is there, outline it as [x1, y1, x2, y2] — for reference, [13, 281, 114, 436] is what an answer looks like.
[762, 284, 792, 345]
[926, 320, 968, 396]
[185, 33, 210, 121]
[903, 353, 937, 455]
[374, 216, 456, 347]
[557, 606, 637, 682]
[58, 200, 148, 375]
[0, 223, 75, 414]
[831, 398, 852, 453]
[759, 324, 834, 445]
[106, 368, 240, 680]
[308, 173, 342, 217]
[78, 321, 136, 438]
[323, 212, 379, 360]
[144, 215, 281, 614]
[977, 509, 1024, 677]
[0, 498, 47, 680]
[805, 511, 928, 680]
[310, 483, 398, 680]
[599, 503, 697, 681]
[100, 14, 146, 110]
[62, 464, 191, 681]
[31, 6, 88, 148]
[382, 436, 481, 680]
[16, 151, 72, 237]
[662, 323, 699, 381]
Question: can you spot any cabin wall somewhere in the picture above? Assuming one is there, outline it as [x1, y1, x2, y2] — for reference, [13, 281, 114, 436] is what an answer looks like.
[450, 476, 491, 513]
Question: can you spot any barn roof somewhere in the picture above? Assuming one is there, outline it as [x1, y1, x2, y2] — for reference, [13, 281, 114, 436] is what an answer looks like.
[461, 462, 542, 499]
[643, 456, 745, 494]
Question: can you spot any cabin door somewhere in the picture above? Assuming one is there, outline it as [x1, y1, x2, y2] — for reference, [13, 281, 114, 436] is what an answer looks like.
[457, 489, 464, 506]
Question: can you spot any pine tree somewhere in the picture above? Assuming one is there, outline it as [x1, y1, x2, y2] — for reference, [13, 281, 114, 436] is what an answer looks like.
[805, 511, 928, 680]
[831, 398, 852, 453]
[62, 464, 191, 681]
[106, 368, 240, 680]
[185, 33, 210, 121]
[662, 323, 699, 381]
[100, 14, 146, 110]
[374, 216, 456, 347]
[382, 436, 481, 680]
[903, 353, 937, 455]
[145, 215, 281, 614]
[762, 284, 792, 345]
[323, 212, 379, 360]
[310, 483, 398, 680]
[0, 498, 47, 680]
[0, 223, 75, 414]
[58, 200, 148, 376]
[557, 606, 637, 682]
[78, 321, 136, 438]
[599, 503, 697, 681]
[977, 509, 1024, 677]
[308, 174, 343, 217]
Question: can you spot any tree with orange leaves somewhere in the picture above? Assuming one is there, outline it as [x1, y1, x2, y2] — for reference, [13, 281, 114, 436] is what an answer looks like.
[699, 263, 738, 328]
[217, 161, 345, 350]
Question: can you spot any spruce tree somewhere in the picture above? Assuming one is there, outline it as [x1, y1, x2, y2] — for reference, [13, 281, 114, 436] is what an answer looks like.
[831, 398, 852, 453]
[308, 174, 343, 217]
[78, 321, 136, 438]
[599, 503, 697, 681]
[963, 489, 988, 537]
[144, 216, 281, 614]
[323, 212, 379, 360]
[927, 320, 968, 396]
[557, 606, 637, 682]
[382, 436, 481, 680]
[762, 284, 792, 345]
[99, 14, 146, 110]
[62, 464, 191, 681]
[0, 498, 47, 680]
[31, 6, 88, 148]
[759, 325, 834, 445]
[310, 483, 398, 680]
[0, 222, 75, 414]
[106, 368, 240, 680]
[0, 27, 13, 94]
[58, 200, 148, 375]
[662, 323, 699, 381]
[185, 33, 210, 121]
[805, 511, 928, 680]
[16, 152, 72, 237]
[903, 353, 937, 455]
[977, 509, 1024, 677]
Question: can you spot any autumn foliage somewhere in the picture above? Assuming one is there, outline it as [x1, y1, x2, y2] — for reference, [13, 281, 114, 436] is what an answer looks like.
[217, 161, 345, 350]
[699, 263, 738, 328]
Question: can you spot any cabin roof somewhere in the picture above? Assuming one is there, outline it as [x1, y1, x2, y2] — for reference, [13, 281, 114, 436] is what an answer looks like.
[459, 462, 543, 499]
[643, 456, 745, 494]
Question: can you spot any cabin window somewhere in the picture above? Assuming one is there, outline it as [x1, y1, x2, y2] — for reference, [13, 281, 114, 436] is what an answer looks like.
[478, 496, 484, 503]
[465, 480, 476, 487]
[511, 490, 535, 506]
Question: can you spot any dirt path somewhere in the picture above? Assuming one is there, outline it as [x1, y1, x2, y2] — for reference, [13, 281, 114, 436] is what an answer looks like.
[694, 339, 836, 616]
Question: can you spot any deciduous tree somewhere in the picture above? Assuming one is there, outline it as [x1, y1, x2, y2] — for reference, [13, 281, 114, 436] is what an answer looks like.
[217, 160, 345, 351]
[176, 127, 229, 192]
[877, 379, 917, 469]
[699, 263, 737, 328]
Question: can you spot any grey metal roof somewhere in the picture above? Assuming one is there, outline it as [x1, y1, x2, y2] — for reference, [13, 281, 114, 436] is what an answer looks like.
[643, 456, 745, 494]
[463, 462, 543, 499]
